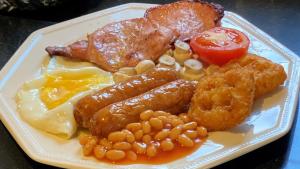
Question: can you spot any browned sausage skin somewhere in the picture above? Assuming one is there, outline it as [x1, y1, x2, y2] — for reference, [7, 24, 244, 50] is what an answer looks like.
[74, 68, 178, 128]
[89, 79, 197, 137]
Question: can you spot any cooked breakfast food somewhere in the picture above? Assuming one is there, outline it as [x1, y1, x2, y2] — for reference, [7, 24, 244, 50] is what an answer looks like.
[15, 0, 289, 165]
[74, 68, 178, 128]
[221, 54, 287, 98]
[45, 0, 224, 72]
[190, 27, 250, 65]
[79, 110, 207, 163]
[90, 79, 197, 136]
[145, 0, 224, 41]
[203, 54, 287, 98]
[46, 18, 176, 72]
[16, 59, 113, 138]
[188, 67, 255, 131]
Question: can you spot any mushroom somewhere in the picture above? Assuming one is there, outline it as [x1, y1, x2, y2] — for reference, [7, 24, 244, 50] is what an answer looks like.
[174, 40, 192, 65]
[164, 49, 174, 57]
[135, 60, 156, 74]
[113, 72, 132, 83]
[180, 59, 204, 81]
[158, 54, 176, 66]
[156, 55, 182, 75]
[118, 67, 137, 76]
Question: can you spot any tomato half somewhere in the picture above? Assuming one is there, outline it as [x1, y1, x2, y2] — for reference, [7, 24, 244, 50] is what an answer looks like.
[190, 27, 250, 66]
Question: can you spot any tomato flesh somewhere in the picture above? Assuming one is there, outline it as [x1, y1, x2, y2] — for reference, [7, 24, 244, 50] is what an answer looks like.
[190, 27, 250, 65]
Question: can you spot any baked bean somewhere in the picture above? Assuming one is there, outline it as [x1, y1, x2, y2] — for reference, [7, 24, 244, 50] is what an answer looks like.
[171, 118, 184, 127]
[179, 113, 191, 123]
[126, 122, 142, 132]
[122, 129, 131, 135]
[169, 125, 183, 140]
[132, 142, 147, 154]
[93, 145, 106, 159]
[197, 126, 208, 138]
[113, 142, 132, 150]
[165, 123, 173, 129]
[146, 144, 157, 157]
[154, 129, 170, 141]
[169, 115, 178, 119]
[149, 118, 163, 130]
[183, 122, 197, 130]
[140, 110, 154, 121]
[148, 131, 157, 137]
[99, 138, 112, 150]
[184, 130, 198, 139]
[142, 135, 152, 144]
[83, 138, 97, 156]
[134, 130, 144, 141]
[91, 136, 98, 143]
[126, 134, 135, 143]
[108, 131, 126, 143]
[80, 110, 208, 162]
[152, 141, 160, 148]
[122, 129, 135, 143]
[79, 134, 92, 145]
[106, 150, 126, 161]
[178, 134, 194, 147]
[158, 116, 169, 124]
[161, 139, 174, 151]
[153, 111, 169, 117]
[126, 150, 137, 161]
[142, 121, 151, 134]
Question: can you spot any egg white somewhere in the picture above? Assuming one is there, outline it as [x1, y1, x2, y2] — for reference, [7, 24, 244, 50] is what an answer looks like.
[16, 57, 114, 139]
[44, 56, 96, 72]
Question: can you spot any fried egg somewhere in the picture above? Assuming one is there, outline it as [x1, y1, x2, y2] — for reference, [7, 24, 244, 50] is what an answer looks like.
[16, 56, 114, 138]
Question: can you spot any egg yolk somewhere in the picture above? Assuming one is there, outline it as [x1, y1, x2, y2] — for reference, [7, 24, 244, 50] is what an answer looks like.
[40, 71, 108, 109]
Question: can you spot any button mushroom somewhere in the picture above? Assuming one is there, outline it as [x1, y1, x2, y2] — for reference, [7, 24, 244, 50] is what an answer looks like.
[113, 72, 132, 83]
[174, 40, 192, 65]
[135, 60, 156, 74]
[157, 55, 181, 73]
[180, 59, 204, 81]
[118, 67, 137, 76]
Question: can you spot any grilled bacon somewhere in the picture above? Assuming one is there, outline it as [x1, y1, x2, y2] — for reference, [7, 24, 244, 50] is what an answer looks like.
[46, 1, 224, 72]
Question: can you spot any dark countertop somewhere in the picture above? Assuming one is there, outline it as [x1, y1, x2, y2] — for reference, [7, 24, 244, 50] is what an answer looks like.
[0, 0, 299, 168]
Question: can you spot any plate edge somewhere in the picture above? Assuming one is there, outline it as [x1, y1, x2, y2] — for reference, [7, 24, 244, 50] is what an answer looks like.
[0, 5, 299, 169]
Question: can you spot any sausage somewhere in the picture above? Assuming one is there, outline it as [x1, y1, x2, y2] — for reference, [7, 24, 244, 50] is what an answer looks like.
[74, 68, 178, 128]
[89, 79, 197, 136]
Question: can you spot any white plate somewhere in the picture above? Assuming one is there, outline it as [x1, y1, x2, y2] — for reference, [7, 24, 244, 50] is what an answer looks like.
[0, 3, 300, 169]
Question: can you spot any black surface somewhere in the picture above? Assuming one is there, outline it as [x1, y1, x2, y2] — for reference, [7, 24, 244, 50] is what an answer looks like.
[0, 0, 299, 169]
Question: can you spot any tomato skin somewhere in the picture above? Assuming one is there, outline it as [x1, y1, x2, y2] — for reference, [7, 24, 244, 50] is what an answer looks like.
[190, 27, 250, 66]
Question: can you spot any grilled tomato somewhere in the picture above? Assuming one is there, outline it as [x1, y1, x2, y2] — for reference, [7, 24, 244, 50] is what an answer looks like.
[190, 27, 250, 65]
